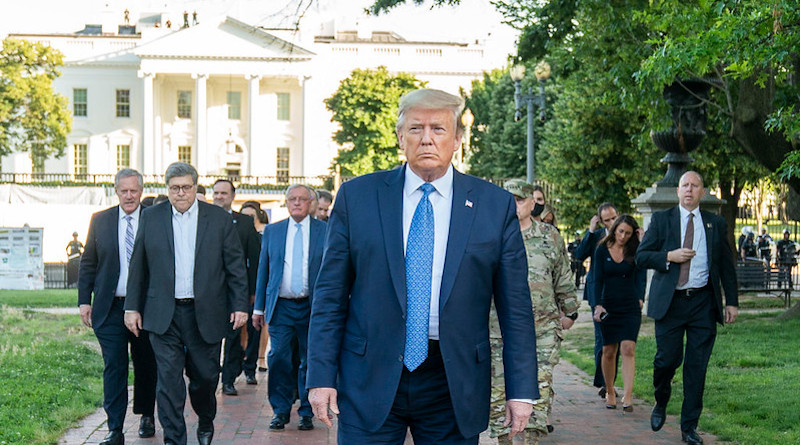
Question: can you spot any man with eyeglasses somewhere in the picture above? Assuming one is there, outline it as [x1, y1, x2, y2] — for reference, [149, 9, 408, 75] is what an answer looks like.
[124, 162, 249, 445]
[252, 184, 326, 432]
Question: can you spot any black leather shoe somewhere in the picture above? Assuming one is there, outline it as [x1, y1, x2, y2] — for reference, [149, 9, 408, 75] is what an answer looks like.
[197, 425, 214, 445]
[651, 405, 667, 431]
[682, 428, 703, 444]
[598, 386, 606, 398]
[138, 415, 155, 438]
[269, 413, 290, 431]
[258, 366, 268, 372]
[222, 383, 238, 396]
[99, 430, 124, 445]
[298, 416, 314, 431]
[246, 374, 257, 385]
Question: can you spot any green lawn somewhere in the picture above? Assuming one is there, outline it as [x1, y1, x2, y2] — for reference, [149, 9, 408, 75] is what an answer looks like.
[0, 306, 102, 445]
[0, 289, 78, 308]
[562, 312, 800, 445]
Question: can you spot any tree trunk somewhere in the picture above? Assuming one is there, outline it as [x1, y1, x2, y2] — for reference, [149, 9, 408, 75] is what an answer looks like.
[777, 302, 800, 320]
[719, 178, 742, 258]
[732, 76, 800, 194]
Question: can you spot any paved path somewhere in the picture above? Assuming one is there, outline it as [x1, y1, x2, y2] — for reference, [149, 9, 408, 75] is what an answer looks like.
[58, 357, 718, 445]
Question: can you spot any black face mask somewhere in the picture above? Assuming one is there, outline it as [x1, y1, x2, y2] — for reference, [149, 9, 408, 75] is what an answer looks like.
[531, 202, 545, 218]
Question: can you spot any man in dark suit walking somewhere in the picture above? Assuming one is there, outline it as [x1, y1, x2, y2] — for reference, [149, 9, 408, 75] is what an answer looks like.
[79, 168, 157, 445]
[252, 184, 326, 432]
[124, 162, 249, 445]
[573, 202, 618, 396]
[306, 89, 538, 444]
[636, 171, 738, 445]
[212, 179, 261, 395]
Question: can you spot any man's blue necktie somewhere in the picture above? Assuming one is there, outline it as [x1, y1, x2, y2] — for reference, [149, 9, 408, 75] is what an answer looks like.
[124, 215, 134, 265]
[291, 222, 304, 295]
[404, 183, 435, 371]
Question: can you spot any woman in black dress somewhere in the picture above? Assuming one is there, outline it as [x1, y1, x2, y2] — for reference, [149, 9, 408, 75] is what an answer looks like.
[591, 215, 646, 412]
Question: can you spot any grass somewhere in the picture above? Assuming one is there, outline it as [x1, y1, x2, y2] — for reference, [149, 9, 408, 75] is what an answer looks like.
[561, 312, 800, 445]
[0, 289, 78, 308]
[0, 306, 103, 445]
[737, 294, 791, 309]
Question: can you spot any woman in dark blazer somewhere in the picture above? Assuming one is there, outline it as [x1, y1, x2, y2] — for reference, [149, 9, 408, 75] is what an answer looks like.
[591, 215, 646, 412]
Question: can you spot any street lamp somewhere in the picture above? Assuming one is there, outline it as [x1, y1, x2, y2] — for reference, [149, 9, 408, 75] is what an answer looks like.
[511, 61, 550, 183]
[459, 108, 474, 171]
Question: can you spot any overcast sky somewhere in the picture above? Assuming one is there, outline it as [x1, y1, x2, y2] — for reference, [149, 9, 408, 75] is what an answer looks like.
[1, 0, 518, 53]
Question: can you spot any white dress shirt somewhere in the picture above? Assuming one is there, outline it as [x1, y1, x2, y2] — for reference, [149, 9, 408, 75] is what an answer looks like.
[676, 205, 709, 290]
[403, 165, 453, 340]
[280, 215, 311, 298]
[115, 206, 139, 297]
[172, 199, 198, 299]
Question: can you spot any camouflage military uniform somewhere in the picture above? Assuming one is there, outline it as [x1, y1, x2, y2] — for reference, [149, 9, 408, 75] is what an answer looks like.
[490, 218, 580, 443]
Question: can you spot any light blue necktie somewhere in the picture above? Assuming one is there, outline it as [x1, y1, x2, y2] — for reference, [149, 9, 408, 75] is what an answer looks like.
[404, 183, 435, 371]
[291, 222, 304, 295]
[124, 215, 134, 265]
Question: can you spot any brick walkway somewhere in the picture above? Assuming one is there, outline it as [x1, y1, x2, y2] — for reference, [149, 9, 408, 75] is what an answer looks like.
[58, 358, 718, 445]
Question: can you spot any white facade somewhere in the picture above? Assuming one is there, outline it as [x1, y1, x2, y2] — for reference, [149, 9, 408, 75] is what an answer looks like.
[4, 15, 505, 179]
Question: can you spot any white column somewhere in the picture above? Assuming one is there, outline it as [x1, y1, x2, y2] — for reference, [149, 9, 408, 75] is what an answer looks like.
[193, 73, 208, 174]
[138, 71, 154, 174]
[247, 74, 261, 176]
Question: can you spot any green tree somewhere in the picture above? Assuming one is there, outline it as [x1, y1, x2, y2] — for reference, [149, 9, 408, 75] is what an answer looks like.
[324, 66, 424, 176]
[0, 38, 71, 162]
[463, 69, 526, 179]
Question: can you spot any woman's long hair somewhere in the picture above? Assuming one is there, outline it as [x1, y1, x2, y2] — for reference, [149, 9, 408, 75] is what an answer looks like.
[600, 214, 640, 263]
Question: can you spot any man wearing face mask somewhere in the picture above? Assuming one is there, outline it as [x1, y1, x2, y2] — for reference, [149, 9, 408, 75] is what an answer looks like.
[488, 179, 580, 445]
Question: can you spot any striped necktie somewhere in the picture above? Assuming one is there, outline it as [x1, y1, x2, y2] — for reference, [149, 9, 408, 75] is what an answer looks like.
[124, 214, 134, 265]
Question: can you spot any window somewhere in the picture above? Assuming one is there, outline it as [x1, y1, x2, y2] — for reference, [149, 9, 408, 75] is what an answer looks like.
[178, 145, 192, 164]
[277, 147, 289, 184]
[74, 144, 88, 178]
[177, 91, 192, 118]
[227, 91, 241, 120]
[276, 93, 290, 121]
[116, 144, 130, 170]
[73, 89, 87, 117]
[116, 89, 130, 117]
[31, 147, 45, 175]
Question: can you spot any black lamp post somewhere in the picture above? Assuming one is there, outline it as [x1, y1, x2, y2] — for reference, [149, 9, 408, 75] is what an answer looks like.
[511, 61, 550, 183]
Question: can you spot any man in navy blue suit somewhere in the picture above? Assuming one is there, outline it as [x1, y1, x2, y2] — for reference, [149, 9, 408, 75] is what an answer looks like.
[636, 171, 738, 445]
[306, 89, 538, 444]
[252, 184, 326, 432]
[574, 202, 618, 395]
[79, 169, 157, 445]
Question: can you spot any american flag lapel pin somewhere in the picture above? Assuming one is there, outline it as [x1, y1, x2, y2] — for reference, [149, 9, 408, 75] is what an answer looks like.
[465, 199, 473, 208]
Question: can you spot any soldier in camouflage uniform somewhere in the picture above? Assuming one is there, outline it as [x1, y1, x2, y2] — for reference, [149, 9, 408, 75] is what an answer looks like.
[490, 179, 581, 445]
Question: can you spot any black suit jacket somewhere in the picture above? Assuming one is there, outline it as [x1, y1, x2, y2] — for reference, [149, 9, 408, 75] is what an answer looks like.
[231, 210, 260, 296]
[574, 228, 605, 305]
[124, 201, 249, 343]
[636, 206, 738, 324]
[78, 205, 138, 329]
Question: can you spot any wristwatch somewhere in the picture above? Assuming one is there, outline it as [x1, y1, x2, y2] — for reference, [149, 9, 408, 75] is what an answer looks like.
[565, 312, 578, 321]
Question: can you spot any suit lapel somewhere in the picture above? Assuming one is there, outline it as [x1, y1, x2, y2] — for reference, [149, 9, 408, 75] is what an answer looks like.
[378, 167, 407, 315]
[162, 201, 175, 258]
[701, 210, 714, 268]
[195, 202, 209, 258]
[439, 170, 475, 312]
[272, 219, 288, 281]
[110, 206, 121, 275]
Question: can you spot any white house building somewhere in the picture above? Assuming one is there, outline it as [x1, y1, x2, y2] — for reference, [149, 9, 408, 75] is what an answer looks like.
[4, 11, 508, 181]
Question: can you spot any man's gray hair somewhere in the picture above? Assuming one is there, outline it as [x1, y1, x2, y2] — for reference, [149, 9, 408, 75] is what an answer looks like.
[285, 184, 316, 201]
[165, 162, 198, 185]
[115, 168, 143, 188]
[396, 89, 466, 136]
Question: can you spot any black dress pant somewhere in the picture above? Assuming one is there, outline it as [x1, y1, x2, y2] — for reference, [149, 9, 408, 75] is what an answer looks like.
[149, 303, 222, 445]
[337, 340, 478, 445]
[94, 297, 157, 431]
[653, 288, 717, 432]
[221, 305, 259, 384]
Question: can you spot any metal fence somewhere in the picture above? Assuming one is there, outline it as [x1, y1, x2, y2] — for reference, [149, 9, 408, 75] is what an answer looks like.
[44, 262, 69, 289]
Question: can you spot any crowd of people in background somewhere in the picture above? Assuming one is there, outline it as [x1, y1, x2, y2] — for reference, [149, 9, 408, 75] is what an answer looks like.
[73, 87, 799, 445]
